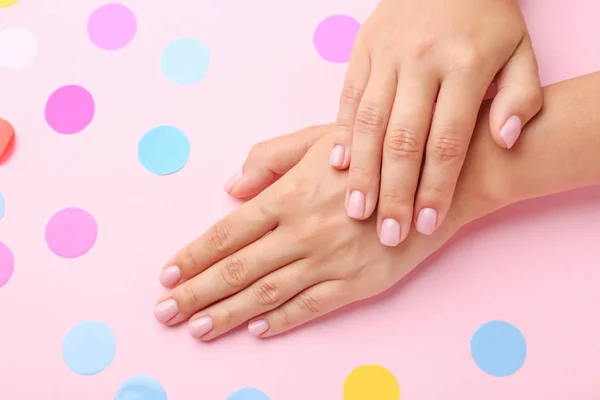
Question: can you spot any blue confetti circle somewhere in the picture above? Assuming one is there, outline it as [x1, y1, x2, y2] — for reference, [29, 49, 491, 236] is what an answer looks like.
[114, 375, 167, 400]
[138, 125, 190, 175]
[470, 320, 527, 377]
[0, 191, 4, 220]
[161, 37, 210, 85]
[62, 320, 116, 375]
[227, 388, 271, 400]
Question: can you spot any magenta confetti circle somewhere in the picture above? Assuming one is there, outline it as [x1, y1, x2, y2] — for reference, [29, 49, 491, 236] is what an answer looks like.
[45, 85, 95, 134]
[0, 241, 14, 288]
[88, 3, 137, 50]
[45, 207, 98, 258]
[313, 15, 361, 63]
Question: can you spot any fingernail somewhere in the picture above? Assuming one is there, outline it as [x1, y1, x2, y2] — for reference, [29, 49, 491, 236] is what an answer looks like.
[329, 145, 345, 167]
[189, 316, 214, 337]
[347, 190, 365, 219]
[500, 115, 522, 149]
[380, 218, 401, 247]
[153, 299, 179, 323]
[248, 319, 269, 337]
[416, 208, 437, 235]
[223, 171, 243, 193]
[158, 265, 181, 288]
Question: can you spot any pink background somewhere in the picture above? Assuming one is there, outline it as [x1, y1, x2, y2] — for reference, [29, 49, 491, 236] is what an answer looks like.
[1, 0, 600, 398]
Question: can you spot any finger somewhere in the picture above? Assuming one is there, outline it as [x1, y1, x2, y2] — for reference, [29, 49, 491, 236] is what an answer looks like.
[414, 75, 488, 235]
[187, 260, 319, 340]
[155, 230, 302, 325]
[331, 44, 371, 169]
[489, 34, 543, 149]
[225, 124, 332, 198]
[248, 280, 352, 338]
[377, 68, 439, 246]
[346, 67, 398, 220]
[158, 197, 278, 288]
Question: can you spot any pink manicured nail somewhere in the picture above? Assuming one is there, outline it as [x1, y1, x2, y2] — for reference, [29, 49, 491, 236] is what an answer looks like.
[500, 115, 522, 149]
[347, 190, 365, 219]
[189, 316, 214, 337]
[153, 299, 179, 323]
[416, 208, 437, 235]
[380, 218, 401, 247]
[248, 319, 269, 336]
[223, 171, 243, 193]
[329, 145, 345, 167]
[158, 265, 181, 288]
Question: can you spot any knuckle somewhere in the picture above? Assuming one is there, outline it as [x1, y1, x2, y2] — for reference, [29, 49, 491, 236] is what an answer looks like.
[355, 103, 386, 133]
[407, 36, 437, 60]
[278, 306, 293, 330]
[208, 222, 231, 253]
[385, 125, 423, 161]
[180, 285, 201, 310]
[379, 190, 412, 209]
[524, 87, 543, 112]
[428, 134, 467, 163]
[182, 245, 199, 270]
[348, 163, 378, 185]
[253, 279, 280, 306]
[221, 255, 248, 288]
[340, 81, 363, 107]
[297, 292, 321, 314]
[449, 43, 484, 73]
[248, 142, 268, 161]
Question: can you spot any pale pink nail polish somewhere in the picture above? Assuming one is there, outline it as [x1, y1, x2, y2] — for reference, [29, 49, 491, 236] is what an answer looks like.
[189, 316, 214, 337]
[248, 319, 269, 336]
[158, 265, 181, 288]
[500, 115, 522, 149]
[380, 218, 401, 247]
[416, 208, 437, 235]
[223, 171, 243, 193]
[153, 299, 179, 323]
[329, 145, 345, 167]
[347, 190, 365, 219]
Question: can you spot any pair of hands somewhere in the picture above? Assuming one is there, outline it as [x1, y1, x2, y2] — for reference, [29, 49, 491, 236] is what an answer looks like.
[153, 118, 505, 340]
[305, 0, 540, 246]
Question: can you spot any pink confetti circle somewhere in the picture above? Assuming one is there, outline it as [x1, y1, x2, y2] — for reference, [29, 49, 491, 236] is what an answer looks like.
[45, 85, 95, 134]
[88, 3, 137, 50]
[313, 15, 361, 63]
[45, 208, 98, 258]
[0, 241, 14, 288]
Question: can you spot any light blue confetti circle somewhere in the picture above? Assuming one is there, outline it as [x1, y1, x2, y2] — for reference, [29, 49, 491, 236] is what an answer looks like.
[227, 388, 271, 400]
[62, 320, 116, 375]
[0, 191, 4, 220]
[161, 37, 210, 85]
[470, 320, 527, 377]
[138, 125, 190, 175]
[114, 375, 168, 400]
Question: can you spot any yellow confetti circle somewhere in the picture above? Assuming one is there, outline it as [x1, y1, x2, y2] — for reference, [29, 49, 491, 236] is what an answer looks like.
[0, 0, 18, 7]
[343, 364, 400, 400]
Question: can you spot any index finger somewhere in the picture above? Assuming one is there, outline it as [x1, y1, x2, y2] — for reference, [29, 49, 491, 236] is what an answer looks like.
[158, 197, 278, 288]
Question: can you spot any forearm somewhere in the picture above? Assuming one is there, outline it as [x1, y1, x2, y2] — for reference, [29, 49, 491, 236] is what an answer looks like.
[459, 71, 600, 222]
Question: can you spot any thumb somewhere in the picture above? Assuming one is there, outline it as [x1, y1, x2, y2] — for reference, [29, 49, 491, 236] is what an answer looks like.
[489, 34, 543, 149]
[225, 124, 331, 198]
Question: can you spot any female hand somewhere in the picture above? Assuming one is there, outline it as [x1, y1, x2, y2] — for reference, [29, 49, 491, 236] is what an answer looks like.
[154, 124, 502, 340]
[329, 0, 542, 245]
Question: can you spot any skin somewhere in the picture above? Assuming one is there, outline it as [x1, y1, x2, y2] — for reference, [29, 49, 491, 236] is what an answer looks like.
[155, 71, 600, 341]
[329, 0, 542, 245]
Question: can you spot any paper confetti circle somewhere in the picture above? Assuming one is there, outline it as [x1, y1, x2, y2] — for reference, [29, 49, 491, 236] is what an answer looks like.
[45, 207, 98, 258]
[63, 320, 116, 375]
[114, 375, 168, 400]
[313, 15, 360, 63]
[343, 365, 400, 400]
[0, 241, 14, 288]
[161, 37, 210, 85]
[470, 320, 527, 377]
[227, 388, 270, 400]
[0, 27, 37, 69]
[138, 125, 190, 175]
[45, 85, 95, 134]
[0, 0, 18, 7]
[88, 3, 137, 50]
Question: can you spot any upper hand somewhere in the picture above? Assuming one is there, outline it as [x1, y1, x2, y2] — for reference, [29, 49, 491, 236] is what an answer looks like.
[330, 0, 542, 245]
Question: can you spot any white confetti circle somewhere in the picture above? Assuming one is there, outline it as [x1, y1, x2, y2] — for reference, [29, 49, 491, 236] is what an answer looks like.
[0, 27, 37, 69]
